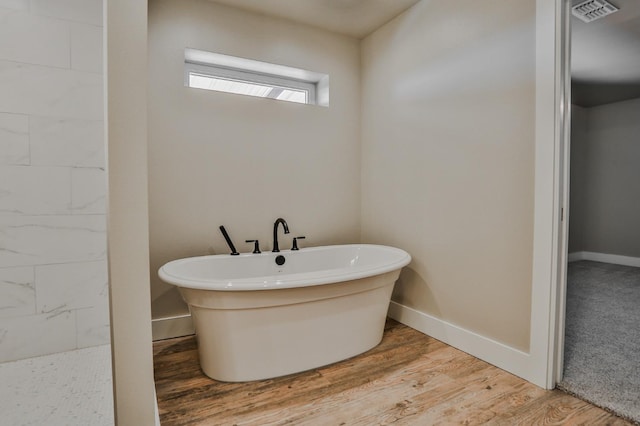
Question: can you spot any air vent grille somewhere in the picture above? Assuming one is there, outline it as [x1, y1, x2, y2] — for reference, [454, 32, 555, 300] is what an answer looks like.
[572, 0, 619, 23]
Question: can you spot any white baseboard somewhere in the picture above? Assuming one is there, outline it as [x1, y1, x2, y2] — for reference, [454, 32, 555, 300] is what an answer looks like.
[567, 251, 640, 268]
[151, 314, 194, 341]
[387, 301, 535, 384]
[567, 252, 584, 262]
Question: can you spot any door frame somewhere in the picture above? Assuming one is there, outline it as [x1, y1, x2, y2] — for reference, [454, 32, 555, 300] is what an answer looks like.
[530, 0, 572, 389]
[553, 0, 573, 384]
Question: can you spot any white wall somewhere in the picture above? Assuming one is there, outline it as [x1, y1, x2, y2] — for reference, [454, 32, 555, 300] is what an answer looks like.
[361, 0, 536, 351]
[568, 104, 587, 253]
[0, 0, 108, 362]
[148, 0, 361, 320]
[569, 97, 640, 258]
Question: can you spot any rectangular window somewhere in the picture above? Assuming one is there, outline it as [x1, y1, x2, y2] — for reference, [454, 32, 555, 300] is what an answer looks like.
[186, 63, 313, 104]
[184, 48, 329, 107]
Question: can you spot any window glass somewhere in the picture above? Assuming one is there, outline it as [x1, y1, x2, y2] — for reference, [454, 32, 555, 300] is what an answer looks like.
[184, 49, 328, 106]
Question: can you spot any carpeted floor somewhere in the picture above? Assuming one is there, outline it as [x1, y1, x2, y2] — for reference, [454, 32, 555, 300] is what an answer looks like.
[559, 260, 640, 424]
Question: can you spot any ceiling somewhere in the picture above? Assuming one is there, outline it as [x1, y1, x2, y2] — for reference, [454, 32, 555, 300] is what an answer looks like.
[208, 0, 421, 39]
[207, 0, 639, 107]
[571, 0, 640, 106]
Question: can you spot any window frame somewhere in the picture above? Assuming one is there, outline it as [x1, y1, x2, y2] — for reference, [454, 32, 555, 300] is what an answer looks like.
[184, 62, 317, 105]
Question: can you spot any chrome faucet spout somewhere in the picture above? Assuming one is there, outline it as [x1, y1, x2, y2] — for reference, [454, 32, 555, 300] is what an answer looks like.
[272, 218, 289, 252]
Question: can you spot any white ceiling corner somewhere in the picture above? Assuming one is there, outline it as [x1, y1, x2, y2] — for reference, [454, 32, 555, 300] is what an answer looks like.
[207, 0, 421, 39]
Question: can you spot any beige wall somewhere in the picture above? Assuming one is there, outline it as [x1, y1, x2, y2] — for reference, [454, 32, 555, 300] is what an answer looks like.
[106, 0, 156, 423]
[569, 97, 640, 257]
[148, 0, 361, 319]
[361, 0, 536, 351]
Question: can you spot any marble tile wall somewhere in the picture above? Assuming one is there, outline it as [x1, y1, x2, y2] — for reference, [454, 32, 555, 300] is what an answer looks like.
[0, 0, 107, 363]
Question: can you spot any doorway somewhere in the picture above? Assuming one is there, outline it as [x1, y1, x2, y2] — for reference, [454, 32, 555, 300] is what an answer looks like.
[558, 0, 640, 421]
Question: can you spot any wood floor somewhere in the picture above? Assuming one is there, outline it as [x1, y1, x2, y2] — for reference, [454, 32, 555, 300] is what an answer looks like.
[154, 319, 630, 425]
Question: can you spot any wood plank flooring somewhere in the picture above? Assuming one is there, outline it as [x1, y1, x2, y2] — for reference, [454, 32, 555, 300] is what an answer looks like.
[154, 319, 630, 425]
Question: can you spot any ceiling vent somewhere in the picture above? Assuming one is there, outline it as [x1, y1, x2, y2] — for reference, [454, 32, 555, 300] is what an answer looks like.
[572, 0, 619, 23]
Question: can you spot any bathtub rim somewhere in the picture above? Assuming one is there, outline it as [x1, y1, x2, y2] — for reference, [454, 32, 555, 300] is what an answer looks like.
[158, 243, 411, 291]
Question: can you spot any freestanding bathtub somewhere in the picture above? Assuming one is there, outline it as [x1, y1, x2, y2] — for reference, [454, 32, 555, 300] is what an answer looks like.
[158, 244, 411, 382]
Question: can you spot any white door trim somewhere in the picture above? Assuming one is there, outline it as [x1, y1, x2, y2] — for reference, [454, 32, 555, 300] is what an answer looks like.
[554, 0, 572, 385]
[529, 0, 570, 389]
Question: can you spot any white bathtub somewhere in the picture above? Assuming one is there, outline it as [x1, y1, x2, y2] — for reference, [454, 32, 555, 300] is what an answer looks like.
[158, 244, 411, 382]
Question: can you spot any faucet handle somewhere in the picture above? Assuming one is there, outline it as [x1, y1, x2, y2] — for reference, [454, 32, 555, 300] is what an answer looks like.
[291, 236, 306, 251]
[245, 240, 261, 254]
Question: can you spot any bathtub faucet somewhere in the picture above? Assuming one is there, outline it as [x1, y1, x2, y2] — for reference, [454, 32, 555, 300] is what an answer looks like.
[272, 218, 290, 252]
[219, 225, 239, 256]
